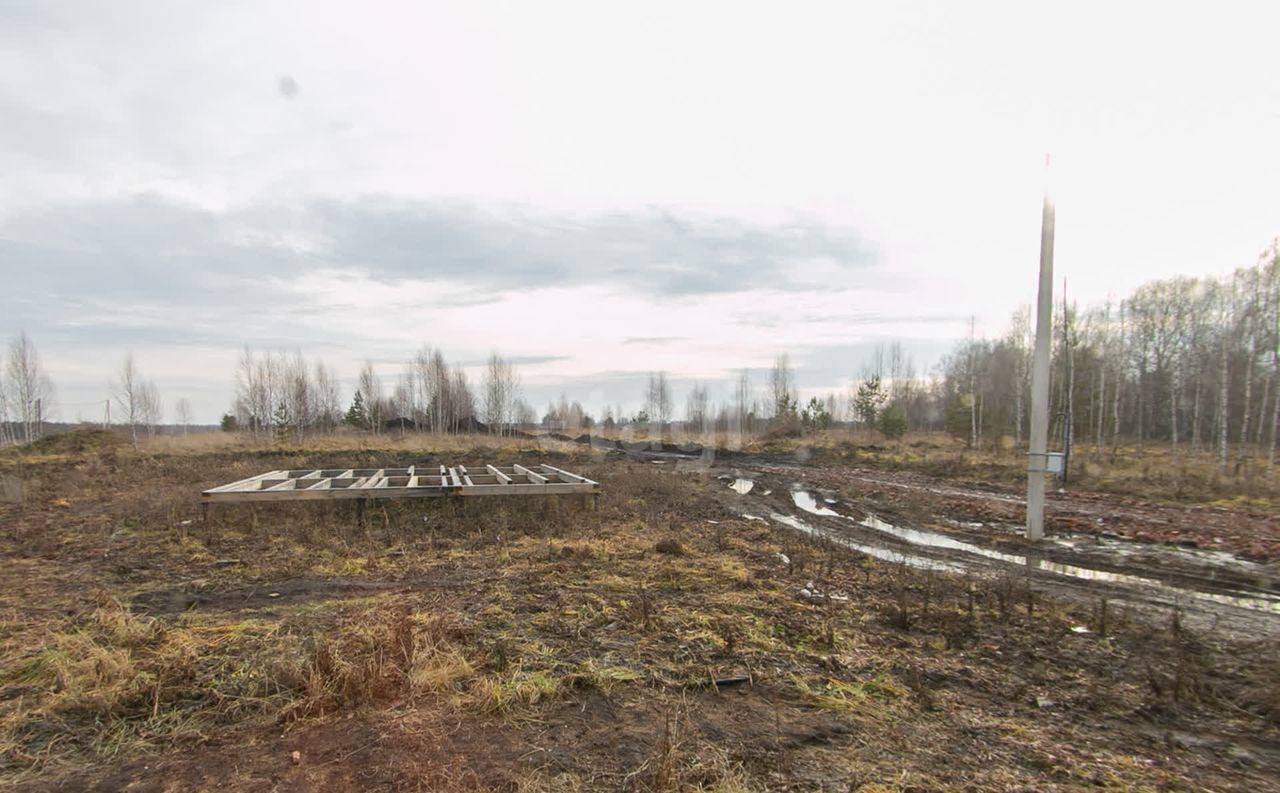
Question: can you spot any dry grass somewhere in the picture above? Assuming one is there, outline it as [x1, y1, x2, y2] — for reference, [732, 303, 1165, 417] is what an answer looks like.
[781, 429, 1280, 506]
[1, 438, 1277, 791]
[0, 597, 302, 776]
[12, 423, 1280, 507]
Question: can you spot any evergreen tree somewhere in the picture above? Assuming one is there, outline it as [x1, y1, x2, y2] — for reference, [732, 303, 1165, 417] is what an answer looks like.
[345, 390, 368, 429]
[272, 400, 291, 445]
[801, 396, 832, 431]
[854, 376, 887, 427]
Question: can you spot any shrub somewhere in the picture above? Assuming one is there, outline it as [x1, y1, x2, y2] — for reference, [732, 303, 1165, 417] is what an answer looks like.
[878, 405, 908, 440]
[655, 537, 686, 556]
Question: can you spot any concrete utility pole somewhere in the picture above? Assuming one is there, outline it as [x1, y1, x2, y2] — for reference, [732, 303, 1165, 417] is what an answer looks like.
[1026, 156, 1056, 541]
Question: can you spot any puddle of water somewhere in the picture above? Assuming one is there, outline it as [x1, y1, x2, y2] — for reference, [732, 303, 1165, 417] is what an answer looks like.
[1031, 530, 1267, 572]
[772, 495, 1280, 615]
[859, 514, 1026, 565]
[729, 479, 754, 495]
[1169, 546, 1267, 570]
[792, 490, 1025, 564]
[770, 513, 963, 572]
[791, 490, 841, 517]
[858, 512, 1280, 615]
[1034, 558, 1280, 613]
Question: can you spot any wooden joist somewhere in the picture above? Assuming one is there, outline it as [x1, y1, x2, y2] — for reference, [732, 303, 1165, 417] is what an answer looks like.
[512, 464, 547, 484]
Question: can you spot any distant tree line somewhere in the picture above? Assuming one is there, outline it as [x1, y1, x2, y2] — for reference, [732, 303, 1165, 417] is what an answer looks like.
[6, 239, 1280, 461]
[935, 240, 1280, 469]
[0, 337, 204, 448]
[227, 346, 531, 441]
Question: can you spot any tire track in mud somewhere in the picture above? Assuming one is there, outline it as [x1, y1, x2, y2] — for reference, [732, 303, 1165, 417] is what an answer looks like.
[830, 468, 1280, 562]
[715, 469, 1280, 638]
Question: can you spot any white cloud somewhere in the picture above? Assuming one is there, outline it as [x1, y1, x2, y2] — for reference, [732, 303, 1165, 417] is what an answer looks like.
[3, 1, 1279, 420]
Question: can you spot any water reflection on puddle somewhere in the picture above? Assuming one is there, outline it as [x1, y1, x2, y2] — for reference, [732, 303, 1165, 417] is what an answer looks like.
[858, 513, 1024, 565]
[776, 490, 1280, 615]
[790, 490, 841, 517]
[770, 513, 964, 572]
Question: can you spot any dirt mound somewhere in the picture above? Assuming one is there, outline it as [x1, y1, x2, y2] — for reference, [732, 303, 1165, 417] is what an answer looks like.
[20, 427, 126, 455]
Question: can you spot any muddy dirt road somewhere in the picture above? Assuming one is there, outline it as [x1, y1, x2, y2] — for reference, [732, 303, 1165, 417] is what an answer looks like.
[710, 462, 1280, 639]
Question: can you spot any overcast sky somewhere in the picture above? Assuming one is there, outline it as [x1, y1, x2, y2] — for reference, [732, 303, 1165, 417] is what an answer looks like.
[3, 1, 1279, 422]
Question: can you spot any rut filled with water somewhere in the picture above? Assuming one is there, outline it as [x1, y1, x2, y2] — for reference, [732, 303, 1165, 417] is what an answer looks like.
[769, 487, 1280, 616]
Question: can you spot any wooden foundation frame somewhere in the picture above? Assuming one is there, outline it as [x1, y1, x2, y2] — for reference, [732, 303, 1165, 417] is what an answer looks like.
[202, 463, 599, 509]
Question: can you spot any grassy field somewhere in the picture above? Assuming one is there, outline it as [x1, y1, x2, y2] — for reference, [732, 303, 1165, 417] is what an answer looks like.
[69, 425, 1280, 507]
[747, 431, 1280, 509]
[0, 429, 1277, 791]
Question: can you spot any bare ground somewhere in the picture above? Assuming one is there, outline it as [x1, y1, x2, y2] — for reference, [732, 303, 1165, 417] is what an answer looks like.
[1, 439, 1278, 791]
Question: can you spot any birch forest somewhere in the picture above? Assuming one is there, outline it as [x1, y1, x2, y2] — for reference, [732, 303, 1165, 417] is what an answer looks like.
[934, 240, 1280, 469]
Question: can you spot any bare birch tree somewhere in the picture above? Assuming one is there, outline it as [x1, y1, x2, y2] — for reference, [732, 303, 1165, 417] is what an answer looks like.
[141, 380, 163, 438]
[768, 354, 796, 418]
[734, 368, 752, 435]
[409, 346, 434, 431]
[685, 383, 709, 434]
[645, 371, 672, 426]
[313, 361, 341, 433]
[449, 368, 474, 433]
[112, 353, 144, 449]
[284, 350, 313, 443]
[514, 398, 535, 428]
[358, 361, 383, 433]
[0, 365, 12, 446]
[482, 352, 519, 434]
[4, 331, 56, 443]
[174, 397, 192, 435]
[428, 350, 449, 433]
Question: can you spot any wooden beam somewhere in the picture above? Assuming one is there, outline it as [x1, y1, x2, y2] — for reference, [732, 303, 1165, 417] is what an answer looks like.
[540, 464, 598, 486]
[455, 482, 593, 496]
[486, 464, 512, 484]
[203, 487, 450, 503]
[205, 470, 283, 493]
[513, 464, 547, 484]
